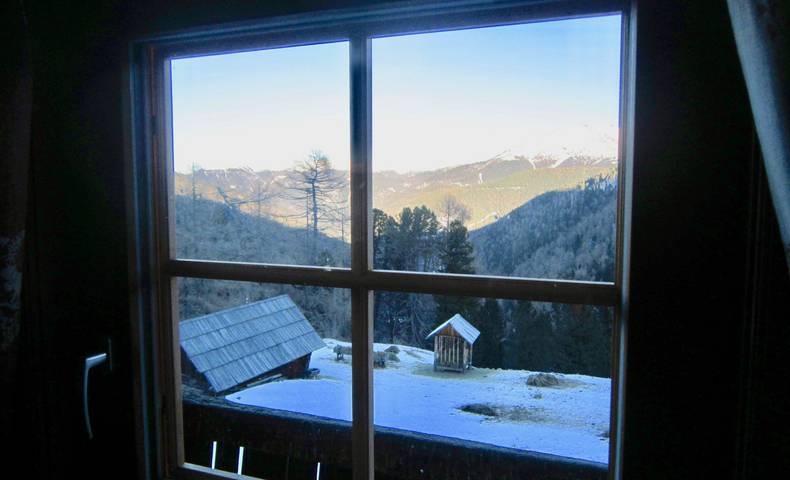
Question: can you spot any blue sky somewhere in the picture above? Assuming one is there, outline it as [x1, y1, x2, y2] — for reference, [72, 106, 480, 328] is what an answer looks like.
[171, 14, 621, 173]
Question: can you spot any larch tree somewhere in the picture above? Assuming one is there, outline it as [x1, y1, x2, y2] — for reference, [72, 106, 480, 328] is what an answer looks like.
[286, 150, 347, 260]
[438, 195, 471, 230]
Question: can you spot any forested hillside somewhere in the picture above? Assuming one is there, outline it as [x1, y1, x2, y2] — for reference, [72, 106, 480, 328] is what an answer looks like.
[175, 196, 350, 267]
[175, 174, 617, 377]
[469, 175, 616, 376]
[175, 196, 352, 340]
[470, 175, 616, 282]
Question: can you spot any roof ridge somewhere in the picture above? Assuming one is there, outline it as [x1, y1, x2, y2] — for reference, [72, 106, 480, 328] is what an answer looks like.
[180, 293, 291, 327]
[425, 313, 479, 343]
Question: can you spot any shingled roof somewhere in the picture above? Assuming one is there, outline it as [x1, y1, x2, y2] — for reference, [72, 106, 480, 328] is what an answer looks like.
[180, 294, 326, 393]
[425, 313, 480, 344]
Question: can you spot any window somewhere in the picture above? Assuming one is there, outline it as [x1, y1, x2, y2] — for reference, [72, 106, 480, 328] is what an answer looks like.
[129, 1, 633, 479]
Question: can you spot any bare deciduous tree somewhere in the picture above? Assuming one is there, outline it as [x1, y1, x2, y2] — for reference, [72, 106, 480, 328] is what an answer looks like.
[438, 195, 471, 230]
[286, 150, 348, 255]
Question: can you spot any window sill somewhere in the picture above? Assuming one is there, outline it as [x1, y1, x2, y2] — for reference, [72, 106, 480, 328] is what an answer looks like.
[183, 388, 607, 479]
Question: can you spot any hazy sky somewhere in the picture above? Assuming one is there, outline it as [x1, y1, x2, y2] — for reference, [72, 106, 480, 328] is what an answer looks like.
[171, 14, 621, 173]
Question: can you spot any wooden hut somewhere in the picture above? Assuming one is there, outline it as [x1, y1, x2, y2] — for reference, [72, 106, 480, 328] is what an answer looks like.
[179, 294, 326, 394]
[425, 314, 480, 372]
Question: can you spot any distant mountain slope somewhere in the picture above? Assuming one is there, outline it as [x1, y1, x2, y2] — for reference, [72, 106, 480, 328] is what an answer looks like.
[469, 176, 617, 282]
[375, 163, 616, 230]
[174, 154, 616, 234]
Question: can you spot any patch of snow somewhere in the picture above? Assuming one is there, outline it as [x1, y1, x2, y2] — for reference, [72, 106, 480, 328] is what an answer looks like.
[485, 149, 516, 165]
[228, 339, 611, 463]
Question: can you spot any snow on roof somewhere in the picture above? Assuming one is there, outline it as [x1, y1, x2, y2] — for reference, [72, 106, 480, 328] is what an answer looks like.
[425, 314, 480, 344]
[180, 294, 325, 393]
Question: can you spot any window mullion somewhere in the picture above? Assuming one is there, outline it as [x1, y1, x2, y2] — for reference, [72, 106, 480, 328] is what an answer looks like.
[350, 35, 374, 480]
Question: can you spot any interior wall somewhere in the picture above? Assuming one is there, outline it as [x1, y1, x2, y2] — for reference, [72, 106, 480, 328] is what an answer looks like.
[623, 1, 753, 477]
[12, 0, 788, 479]
[19, 0, 136, 477]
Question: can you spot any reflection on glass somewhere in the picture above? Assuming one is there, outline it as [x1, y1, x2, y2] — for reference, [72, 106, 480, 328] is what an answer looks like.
[178, 279, 351, 477]
[373, 16, 621, 281]
[373, 291, 613, 464]
[170, 42, 350, 267]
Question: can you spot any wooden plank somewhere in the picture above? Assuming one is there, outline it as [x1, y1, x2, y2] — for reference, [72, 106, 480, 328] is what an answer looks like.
[168, 259, 618, 306]
[350, 35, 373, 480]
[168, 259, 355, 288]
[126, 40, 165, 480]
[179, 463, 260, 480]
[144, 0, 624, 61]
[609, 4, 636, 478]
[152, 49, 184, 473]
[351, 289, 373, 480]
[367, 270, 618, 306]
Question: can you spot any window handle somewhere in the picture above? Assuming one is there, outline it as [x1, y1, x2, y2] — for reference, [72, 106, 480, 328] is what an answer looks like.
[83, 352, 108, 439]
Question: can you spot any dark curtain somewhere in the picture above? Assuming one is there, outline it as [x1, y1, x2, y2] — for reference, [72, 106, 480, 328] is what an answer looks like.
[0, 0, 33, 429]
[728, 0, 790, 274]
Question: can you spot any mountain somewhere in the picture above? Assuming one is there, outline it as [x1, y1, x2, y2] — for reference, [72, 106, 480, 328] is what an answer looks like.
[469, 175, 617, 282]
[374, 154, 616, 230]
[174, 154, 617, 234]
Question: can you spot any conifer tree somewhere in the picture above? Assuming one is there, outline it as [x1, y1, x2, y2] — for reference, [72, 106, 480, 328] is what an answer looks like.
[373, 207, 440, 344]
[435, 219, 479, 326]
[474, 298, 504, 368]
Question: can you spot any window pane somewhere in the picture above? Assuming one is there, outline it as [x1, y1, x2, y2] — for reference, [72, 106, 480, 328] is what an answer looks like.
[170, 42, 351, 267]
[177, 278, 351, 478]
[373, 16, 621, 282]
[373, 291, 613, 471]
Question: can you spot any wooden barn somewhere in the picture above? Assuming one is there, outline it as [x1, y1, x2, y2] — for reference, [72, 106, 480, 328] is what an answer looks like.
[426, 314, 480, 372]
[179, 294, 326, 394]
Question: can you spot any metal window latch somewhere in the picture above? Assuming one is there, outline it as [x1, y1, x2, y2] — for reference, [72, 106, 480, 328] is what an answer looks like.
[83, 339, 112, 439]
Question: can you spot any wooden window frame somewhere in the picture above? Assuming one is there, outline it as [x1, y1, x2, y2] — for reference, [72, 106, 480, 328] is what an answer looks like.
[126, 1, 636, 479]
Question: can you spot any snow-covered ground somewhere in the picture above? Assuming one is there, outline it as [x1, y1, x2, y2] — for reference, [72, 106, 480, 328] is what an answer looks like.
[227, 339, 610, 463]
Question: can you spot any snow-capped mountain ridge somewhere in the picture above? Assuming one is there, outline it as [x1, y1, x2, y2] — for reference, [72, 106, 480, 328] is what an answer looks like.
[175, 153, 617, 233]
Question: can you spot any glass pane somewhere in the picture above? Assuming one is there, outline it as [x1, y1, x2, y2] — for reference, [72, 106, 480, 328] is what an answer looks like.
[373, 16, 621, 282]
[178, 278, 351, 477]
[373, 291, 613, 472]
[170, 42, 351, 267]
